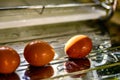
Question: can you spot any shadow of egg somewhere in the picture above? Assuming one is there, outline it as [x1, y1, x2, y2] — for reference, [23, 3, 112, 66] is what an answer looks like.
[65, 57, 90, 78]
[24, 65, 54, 80]
[0, 72, 20, 80]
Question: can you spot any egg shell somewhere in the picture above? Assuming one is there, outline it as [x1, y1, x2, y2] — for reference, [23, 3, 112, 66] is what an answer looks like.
[24, 40, 55, 66]
[65, 35, 92, 58]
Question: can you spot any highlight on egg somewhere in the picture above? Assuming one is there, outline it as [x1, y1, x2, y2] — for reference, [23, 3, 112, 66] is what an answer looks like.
[64, 35, 92, 58]
[23, 40, 55, 67]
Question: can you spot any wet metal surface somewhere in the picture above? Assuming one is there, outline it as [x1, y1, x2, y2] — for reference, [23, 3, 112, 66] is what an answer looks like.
[0, 20, 118, 80]
[0, 0, 120, 80]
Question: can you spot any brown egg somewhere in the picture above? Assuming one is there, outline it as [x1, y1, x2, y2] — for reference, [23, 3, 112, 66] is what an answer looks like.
[24, 40, 55, 67]
[0, 46, 20, 74]
[65, 35, 92, 58]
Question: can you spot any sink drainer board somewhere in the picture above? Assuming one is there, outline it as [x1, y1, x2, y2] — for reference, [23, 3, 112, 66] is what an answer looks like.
[0, 0, 119, 80]
[0, 20, 120, 80]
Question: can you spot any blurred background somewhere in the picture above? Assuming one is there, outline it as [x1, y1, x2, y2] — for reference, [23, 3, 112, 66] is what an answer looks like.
[0, 0, 120, 46]
[107, 0, 120, 46]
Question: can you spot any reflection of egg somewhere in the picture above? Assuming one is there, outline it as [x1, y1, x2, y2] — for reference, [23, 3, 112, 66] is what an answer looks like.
[0, 72, 20, 80]
[65, 35, 92, 58]
[24, 40, 55, 66]
[65, 57, 90, 78]
[24, 65, 54, 80]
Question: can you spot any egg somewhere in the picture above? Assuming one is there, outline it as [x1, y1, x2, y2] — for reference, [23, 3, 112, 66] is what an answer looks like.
[64, 35, 92, 58]
[24, 40, 55, 67]
[0, 46, 20, 74]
